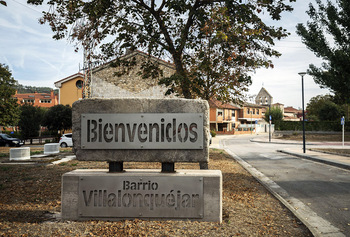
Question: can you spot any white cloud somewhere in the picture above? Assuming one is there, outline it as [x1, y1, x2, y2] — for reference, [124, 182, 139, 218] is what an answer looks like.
[0, 0, 337, 106]
[0, 0, 82, 88]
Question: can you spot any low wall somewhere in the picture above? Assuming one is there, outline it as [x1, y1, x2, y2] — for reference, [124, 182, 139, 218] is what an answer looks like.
[44, 143, 60, 155]
[10, 147, 30, 161]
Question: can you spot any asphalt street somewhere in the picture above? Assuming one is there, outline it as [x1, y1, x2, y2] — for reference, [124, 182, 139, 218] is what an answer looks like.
[214, 135, 350, 237]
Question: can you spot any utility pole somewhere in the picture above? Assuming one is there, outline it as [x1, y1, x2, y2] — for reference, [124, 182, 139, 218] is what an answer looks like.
[82, 44, 92, 99]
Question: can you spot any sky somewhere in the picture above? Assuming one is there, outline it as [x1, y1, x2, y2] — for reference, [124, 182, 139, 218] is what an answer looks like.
[0, 0, 334, 109]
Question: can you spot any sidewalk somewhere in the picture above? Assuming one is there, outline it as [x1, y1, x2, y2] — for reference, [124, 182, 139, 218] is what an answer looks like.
[210, 135, 350, 170]
[251, 136, 350, 170]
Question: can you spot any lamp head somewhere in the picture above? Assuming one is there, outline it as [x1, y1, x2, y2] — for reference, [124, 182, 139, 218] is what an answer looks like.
[298, 72, 307, 76]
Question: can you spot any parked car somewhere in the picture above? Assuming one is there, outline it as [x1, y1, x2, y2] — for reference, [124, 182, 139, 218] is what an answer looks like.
[59, 133, 73, 148]
[0, 133, 23, 147]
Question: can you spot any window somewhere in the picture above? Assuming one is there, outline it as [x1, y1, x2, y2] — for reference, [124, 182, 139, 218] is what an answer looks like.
[23, 99, 34, 103]
[257, 109, 259, 115]
[76, 80, 84, 89]
[247, 109, 250, 114]
[252, 109, 255, 115]
[40, 99, 51, 103]
[217, 109, 223, 116]
[231, 111, 235, 117]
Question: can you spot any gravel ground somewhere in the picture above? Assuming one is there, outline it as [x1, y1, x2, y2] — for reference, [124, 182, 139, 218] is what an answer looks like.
[0, 149, 311, 236]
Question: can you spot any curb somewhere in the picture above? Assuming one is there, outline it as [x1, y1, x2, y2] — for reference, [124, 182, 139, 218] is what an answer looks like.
[278, 150, 350, 171]
[250, 138, 316, 146]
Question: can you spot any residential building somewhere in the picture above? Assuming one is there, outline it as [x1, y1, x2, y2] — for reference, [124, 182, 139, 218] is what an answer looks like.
[91, 50, 176, 98]
[54, 50, 176, 106]
[272, 103, 285, 113]
[209, 99, 240, 134]
[14, 90, 58, 108]
[54, 73, 84, 106]
[238, 103, 265, 124]
[284, 106, 301, 121]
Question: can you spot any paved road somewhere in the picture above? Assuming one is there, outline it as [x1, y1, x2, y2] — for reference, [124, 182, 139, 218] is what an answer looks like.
[220, 135, 350, 236]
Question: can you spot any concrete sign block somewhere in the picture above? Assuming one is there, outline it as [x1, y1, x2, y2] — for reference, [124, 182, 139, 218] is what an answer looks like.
[72, 98, 209, 163]
[61, 169, 222, 222]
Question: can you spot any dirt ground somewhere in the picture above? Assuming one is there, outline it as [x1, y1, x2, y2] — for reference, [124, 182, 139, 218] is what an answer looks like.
[0, 149, 311, 236]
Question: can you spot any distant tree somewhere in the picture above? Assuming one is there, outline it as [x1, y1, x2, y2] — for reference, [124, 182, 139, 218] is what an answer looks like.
[318, 100, 343, 122]
[15, 84, 58, 94]
[18, 104, 46, 138]
[28, 0, 295, 102]
[0, 63, 19, 131]
[42, 105, 72, 134]
[306, 94, 333, 121]
[307, 94, 345, 121]
[296, 0, 350, 103]
[264, 107, 283, 126]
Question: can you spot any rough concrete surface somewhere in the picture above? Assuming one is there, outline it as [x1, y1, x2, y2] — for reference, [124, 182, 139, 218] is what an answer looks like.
[72, 98, 209, 163]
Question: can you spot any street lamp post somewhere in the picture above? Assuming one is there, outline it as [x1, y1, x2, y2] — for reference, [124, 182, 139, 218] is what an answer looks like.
[269, 104, 271, 142]
[299, 72, 307, 153]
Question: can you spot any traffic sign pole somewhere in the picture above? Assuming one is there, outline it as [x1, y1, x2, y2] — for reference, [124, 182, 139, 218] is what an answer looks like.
[341, 116, 345, 147]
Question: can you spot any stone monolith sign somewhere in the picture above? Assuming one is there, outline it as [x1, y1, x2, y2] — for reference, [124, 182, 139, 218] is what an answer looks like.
[61, 98, 222, 222]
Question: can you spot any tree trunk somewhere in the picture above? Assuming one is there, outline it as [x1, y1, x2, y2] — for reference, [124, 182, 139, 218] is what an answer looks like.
[173, 52, 192, 99]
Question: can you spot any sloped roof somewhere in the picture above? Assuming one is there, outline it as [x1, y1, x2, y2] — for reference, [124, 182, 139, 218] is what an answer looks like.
[92, 50, 175, 73]
[54, 73, 84, 88]
[54, 50, 175, 88]
[209, 98, 240, 109]
[284, 106, 300, 113]
[257, 87, 273, 98]
[243, 102, 265, 108]
[15, 92, 56, 100]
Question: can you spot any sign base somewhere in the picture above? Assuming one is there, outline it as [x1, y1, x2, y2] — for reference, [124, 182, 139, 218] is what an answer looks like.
[62, 169, 222, 222]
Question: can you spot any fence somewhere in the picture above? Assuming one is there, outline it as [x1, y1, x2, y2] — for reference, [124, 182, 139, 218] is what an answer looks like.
[23, 136, 59, 145]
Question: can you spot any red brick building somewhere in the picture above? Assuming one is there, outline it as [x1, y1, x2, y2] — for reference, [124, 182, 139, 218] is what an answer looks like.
[14, 90, 59, 108]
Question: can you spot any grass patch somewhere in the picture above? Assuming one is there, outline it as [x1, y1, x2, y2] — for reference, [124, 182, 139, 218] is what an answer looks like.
[0, 166, 12, 171]
[30, 151, 43, 155]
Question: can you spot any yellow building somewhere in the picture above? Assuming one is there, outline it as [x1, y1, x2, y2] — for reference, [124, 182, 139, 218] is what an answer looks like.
[54, 73, 84, 106]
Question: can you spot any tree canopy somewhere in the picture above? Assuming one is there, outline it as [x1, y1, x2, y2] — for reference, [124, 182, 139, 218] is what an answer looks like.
[28, 0, 295, 102]
[264, 106, 283, 125]
[42, 105, 72, 134]
[0, 63, 19, 129]
[15, 84, 58, 94]
[306, 94, 343, 121]
[18, 104, 46, 138]
[296, 0, 350, 103]
[318, 100, 343, 121]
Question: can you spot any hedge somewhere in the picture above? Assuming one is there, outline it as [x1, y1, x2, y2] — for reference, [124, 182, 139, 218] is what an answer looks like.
[276, 121, 350, 132]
